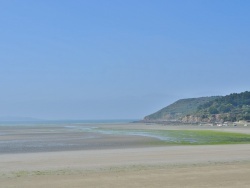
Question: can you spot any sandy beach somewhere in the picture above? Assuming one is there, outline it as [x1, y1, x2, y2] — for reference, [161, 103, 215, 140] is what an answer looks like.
[1, 123, 250, 187]
[2, 0, 250, 187]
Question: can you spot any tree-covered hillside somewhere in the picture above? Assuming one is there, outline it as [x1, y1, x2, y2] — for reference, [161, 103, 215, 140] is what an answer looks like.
[195, 91, 250, 122]
[144, 91, 250, 123]
[144, 96, 219, 121]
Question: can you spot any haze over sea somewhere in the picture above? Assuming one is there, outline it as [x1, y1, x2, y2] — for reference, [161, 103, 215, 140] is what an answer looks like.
[0, 119, 137, 126]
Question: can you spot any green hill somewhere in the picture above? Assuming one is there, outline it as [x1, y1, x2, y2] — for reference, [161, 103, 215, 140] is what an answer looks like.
[193, 91, 250, 122]
[144, 96, 219, 121]
[144, 91, 250, 123]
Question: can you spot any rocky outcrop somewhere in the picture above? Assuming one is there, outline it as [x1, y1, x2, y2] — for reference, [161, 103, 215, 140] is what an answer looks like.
[181, 114, 224, 123]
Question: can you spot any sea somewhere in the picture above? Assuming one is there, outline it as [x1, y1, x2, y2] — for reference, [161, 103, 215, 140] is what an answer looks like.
[0, 119, 138, 126]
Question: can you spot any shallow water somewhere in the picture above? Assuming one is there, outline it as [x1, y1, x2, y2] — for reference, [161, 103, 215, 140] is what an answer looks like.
[0, 122, 156, 154]
[1, 121, 250, 154]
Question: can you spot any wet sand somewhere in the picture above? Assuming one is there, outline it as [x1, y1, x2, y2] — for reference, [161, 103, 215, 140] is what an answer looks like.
[0, 124, 157, 153]
[2, 122, 249, 154]
[1, 123, 250, 187]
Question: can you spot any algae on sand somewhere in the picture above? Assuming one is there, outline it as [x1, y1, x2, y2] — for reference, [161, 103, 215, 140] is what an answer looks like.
[94, 128, 250, 145]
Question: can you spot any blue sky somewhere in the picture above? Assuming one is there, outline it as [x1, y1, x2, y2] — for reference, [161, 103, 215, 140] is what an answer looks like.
[0, 0, 250, 120]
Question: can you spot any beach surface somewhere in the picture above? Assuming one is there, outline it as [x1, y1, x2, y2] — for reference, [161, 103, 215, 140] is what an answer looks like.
[1, 123, 250, 187]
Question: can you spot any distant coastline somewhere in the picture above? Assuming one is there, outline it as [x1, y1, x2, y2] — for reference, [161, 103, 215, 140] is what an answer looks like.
[0, 119, 139, 126]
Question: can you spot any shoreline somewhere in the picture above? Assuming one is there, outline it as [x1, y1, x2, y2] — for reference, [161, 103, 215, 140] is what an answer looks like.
[1, 122, 250, 154]
[1, 123, 250, 187]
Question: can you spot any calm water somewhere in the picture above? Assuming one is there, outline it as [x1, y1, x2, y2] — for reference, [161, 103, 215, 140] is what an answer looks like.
[0, 119, 137, 126]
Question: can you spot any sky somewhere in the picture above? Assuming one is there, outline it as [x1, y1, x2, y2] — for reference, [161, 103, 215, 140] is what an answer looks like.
[0, 0, 250, 120]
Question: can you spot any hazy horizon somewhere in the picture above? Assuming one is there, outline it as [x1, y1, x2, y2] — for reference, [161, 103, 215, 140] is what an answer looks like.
[0, 116, 138, 121]
[1, 1, 250, 120]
